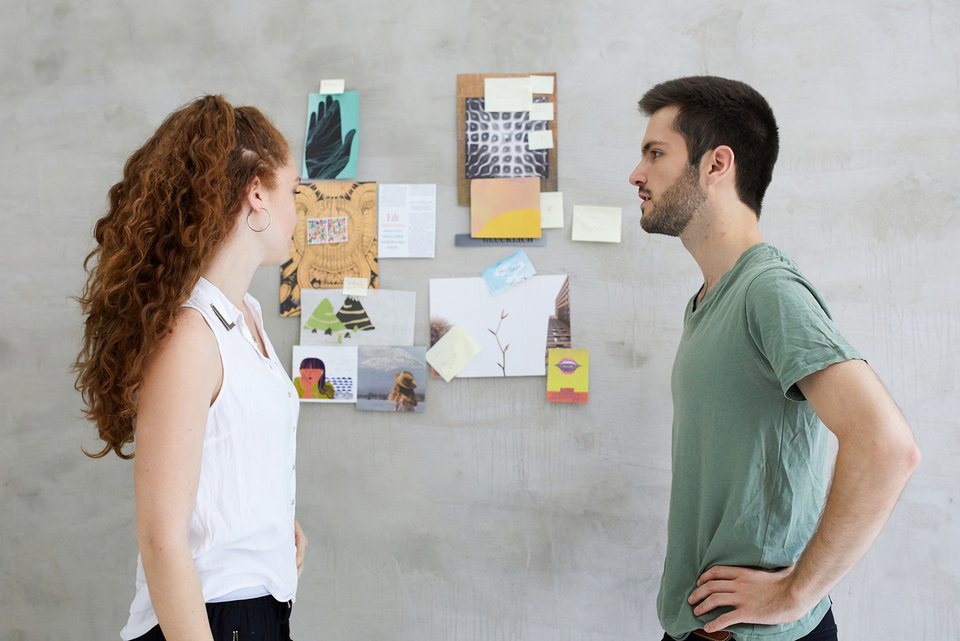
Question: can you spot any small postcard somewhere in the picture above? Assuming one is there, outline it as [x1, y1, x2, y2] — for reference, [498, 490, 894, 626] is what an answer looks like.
[300, 289, 416, 346]
[547, 348, 589, 403]
[292, 345, 358, 403]
[481, 249, 537, 295]
[470, 177, 541, 239]
[357, 346, 427, 413]
[378, 184, 437, 258]
[307, 216, 349, 244]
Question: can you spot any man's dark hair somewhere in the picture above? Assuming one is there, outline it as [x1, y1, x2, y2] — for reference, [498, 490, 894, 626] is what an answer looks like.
[639, 76, 779, 215]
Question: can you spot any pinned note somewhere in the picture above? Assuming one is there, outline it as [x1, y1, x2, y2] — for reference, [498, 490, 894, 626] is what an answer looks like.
[529, 102, 554, 121]
[342, 277, 369, 296]
[426, 325, 482, 382]
[572, 206, 622, 243]
[540, 192, 564, 229]
[319, 79, 345, 94]
[483, 77, 533, 112]
[529, 75, 555, 94]
[527, 130, 554, 150]
[481, 249, 537, 295]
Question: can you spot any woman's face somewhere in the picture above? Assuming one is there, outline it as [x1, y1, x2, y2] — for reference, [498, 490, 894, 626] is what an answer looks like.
[259, 151, 301, 265]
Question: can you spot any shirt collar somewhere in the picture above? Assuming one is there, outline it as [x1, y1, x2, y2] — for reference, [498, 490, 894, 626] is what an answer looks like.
[196, 276, 244, 331]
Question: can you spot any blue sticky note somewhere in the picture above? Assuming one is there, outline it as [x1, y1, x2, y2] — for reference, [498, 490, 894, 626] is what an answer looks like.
[481, 249, 537, 295]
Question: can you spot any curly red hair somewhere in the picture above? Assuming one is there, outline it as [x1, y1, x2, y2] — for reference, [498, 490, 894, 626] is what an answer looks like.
[75, 95, 290, 458]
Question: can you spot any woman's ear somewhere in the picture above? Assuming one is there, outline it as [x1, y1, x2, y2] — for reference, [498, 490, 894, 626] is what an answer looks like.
[243, 176, 264, 213]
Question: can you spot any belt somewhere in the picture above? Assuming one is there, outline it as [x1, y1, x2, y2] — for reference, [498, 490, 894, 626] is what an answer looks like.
[690, 630, 732, 641]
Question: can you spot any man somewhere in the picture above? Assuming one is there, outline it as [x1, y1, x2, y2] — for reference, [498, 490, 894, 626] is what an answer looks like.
[629, 76, 920, 641]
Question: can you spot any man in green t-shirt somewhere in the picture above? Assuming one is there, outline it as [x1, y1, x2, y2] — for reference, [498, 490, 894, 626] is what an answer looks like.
[628, 76, 921, 641]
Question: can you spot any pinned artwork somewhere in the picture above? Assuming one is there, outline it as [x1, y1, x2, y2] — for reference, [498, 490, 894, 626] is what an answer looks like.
[300, 288, 415, 346]
[481, 249, 536, 295]
[547, 348, 589, 403]
[291, 345, 358, 403]
[280, 181, 378, 317]
[303, 91, 359, 180]
[378, 184, 437, 258]
[457, 73, 558, 205]
[470, 177, 541, 239]
[357, 346, 428, 413]
[429, 275, 570, 378]
[307, 216, 349, 244]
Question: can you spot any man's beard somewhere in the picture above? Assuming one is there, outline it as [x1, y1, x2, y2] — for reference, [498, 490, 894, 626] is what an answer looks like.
[640, 164, 705, 237]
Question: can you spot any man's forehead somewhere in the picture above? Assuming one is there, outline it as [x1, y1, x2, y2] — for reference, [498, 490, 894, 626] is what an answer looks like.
[643, 106, 682, 145]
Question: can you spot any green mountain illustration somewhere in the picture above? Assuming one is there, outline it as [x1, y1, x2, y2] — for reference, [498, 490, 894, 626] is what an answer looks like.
[303, 298, 346, 334]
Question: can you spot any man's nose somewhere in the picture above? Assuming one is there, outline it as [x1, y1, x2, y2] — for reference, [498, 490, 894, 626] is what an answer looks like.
[629, 161, 646, 187]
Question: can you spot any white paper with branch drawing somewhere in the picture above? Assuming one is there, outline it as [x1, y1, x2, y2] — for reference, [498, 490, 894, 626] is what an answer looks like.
[428, 275, 570, 378]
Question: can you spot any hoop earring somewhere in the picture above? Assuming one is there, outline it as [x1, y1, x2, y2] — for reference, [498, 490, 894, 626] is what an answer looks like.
[246, 207, 271, 232]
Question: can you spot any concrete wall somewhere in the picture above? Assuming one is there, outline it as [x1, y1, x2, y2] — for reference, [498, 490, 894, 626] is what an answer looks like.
[2, 1, 958, 638]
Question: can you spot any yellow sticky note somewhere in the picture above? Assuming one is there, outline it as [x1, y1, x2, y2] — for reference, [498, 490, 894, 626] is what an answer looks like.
[540, 192, 564, 229]
[527, 130, 554, 150]
[484, 77, 533, 112]
[320, 79, 345, 94]
[572, 206, 622, 243]
[530, 75, 555, 94]
[426, 325, 482, 382]
[529, 102, 554, 121]
[342, 277, 369, 296]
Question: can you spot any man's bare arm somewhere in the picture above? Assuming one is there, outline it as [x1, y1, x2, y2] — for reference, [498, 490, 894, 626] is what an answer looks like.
[690, 359, 920, 633]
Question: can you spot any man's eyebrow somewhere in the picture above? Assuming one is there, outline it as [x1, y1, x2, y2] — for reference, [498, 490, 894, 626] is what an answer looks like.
[643, 140, 669, 152]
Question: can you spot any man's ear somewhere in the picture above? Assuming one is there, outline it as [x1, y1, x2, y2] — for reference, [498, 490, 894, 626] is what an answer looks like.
[704, 145, 735, 186]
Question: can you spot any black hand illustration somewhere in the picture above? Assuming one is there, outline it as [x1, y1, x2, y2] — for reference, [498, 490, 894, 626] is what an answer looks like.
[305, 95, 357, 179]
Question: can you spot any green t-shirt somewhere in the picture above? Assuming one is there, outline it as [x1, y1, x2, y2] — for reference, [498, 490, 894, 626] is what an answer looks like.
[658, 243, 861, 641]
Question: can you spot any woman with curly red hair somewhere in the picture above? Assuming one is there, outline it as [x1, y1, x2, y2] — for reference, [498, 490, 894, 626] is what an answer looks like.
[75, 95, 306, 641]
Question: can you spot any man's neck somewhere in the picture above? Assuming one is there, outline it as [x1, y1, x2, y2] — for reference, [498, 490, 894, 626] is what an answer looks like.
[681, 200, 764, 299]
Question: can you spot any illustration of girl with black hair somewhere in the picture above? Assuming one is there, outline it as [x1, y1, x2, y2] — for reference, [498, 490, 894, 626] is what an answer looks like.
[295, 357, 336, 399]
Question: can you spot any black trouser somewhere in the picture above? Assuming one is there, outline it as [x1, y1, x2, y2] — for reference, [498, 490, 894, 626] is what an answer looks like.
[133, 595, 292, 641]
[661, 607, 837, 641]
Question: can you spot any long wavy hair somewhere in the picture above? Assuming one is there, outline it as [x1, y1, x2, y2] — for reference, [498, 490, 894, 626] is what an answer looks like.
[74, 95, 290, 459]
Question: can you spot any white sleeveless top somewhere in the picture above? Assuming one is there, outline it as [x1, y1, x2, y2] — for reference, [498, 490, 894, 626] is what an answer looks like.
[121, 277, 299, 640]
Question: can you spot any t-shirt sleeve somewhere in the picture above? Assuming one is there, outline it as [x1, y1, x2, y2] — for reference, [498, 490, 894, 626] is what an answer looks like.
[745, 268, 862, 400]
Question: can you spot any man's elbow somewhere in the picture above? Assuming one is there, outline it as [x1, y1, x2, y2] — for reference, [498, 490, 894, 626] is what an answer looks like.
[884, 420, 921, 481]
[899, 439, 921, 476]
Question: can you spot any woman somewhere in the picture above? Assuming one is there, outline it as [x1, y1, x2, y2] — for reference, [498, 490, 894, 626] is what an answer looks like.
[387, 371, 418, 412]
[294, 357, 336, 400]
[75, 95, 307, 641]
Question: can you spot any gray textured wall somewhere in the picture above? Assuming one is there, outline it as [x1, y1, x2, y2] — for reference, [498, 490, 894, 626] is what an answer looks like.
[2, 1, 958, 639]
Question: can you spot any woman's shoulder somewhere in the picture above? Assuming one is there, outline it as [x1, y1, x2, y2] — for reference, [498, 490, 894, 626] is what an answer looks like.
[149, 308, 220, 374]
